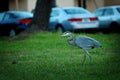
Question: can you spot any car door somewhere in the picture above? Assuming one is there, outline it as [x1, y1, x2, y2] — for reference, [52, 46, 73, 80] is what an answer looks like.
[94, 8, 114, 28]
[0, 12, 6, 26]
[2, 12, 18, 28]
[49, 9, 60, 31]
[116, 7, 120, 24]
[2, 12, 16, 24]
[101, 8, 114, 28]
[0, 12, 16, 35]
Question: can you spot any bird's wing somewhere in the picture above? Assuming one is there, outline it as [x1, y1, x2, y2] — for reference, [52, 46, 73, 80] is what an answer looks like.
[75, 36, 101, 49]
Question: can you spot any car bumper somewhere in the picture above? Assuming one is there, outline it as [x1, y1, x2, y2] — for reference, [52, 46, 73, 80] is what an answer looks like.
[72, 22, 99, 29]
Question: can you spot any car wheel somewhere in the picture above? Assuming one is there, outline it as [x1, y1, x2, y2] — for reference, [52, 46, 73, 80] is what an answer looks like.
[110, 22, 120, 33]
[9, 29, 16, 36]
[56, 25, 64, 33]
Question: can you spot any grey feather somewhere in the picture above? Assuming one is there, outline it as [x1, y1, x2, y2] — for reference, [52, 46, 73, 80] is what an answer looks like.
[75, 36, 102, 50]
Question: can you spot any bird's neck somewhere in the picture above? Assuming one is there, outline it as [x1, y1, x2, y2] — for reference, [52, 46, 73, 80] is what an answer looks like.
[67, 34, 76, 46]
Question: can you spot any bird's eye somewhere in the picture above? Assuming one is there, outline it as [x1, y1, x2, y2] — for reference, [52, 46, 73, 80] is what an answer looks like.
[63, 32, 67, 34]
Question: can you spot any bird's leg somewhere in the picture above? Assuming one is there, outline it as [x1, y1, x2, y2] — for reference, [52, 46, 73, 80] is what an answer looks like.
[86, 50, 92, 64]
[81, 49, 87, 65]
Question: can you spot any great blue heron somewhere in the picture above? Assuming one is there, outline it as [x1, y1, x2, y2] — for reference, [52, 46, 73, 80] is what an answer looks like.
[61, 32, 102, 65]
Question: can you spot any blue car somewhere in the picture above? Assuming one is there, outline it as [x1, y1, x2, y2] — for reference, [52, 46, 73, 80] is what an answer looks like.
[0, 11, 33, 36]
[49, 7, 99, 32]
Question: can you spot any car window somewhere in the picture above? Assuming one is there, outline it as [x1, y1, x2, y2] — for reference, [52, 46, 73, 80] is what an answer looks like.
[51, 10, 59, 17]
[3, 14, 10, 20]
[13, 12, 33, 18]
[103, 8, 114, 16]
[116, 7, 120, 13]
[94, 9, 104, 16]
[0, 12, 5, 21]
[64, 8, 88, 14]
[3, 13, 17, 20]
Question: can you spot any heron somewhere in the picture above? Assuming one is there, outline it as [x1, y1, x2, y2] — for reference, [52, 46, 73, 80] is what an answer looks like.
[61, 31, 102, 65]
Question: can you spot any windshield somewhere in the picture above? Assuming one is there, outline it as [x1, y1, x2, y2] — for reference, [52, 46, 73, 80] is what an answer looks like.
[11, 12, 33, 18]
[64, 8, 90, 14]
[51, 10, 59, 17]
[116, 7, 120, 13]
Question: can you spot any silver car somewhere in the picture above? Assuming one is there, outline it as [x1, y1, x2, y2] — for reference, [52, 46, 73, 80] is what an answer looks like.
[93, 5, 120, 32]
[49, 7, 99, 32]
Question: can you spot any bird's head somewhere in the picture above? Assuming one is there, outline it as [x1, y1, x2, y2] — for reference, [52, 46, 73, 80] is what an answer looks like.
[61, 31, 72, 37]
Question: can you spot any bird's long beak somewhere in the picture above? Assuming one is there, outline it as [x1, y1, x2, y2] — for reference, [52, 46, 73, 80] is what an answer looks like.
[61, 34, 67, 37]
[60, 32, 69, 37]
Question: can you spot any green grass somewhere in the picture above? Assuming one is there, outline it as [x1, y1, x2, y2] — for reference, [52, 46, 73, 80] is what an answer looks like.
[0, 32, 120, 80]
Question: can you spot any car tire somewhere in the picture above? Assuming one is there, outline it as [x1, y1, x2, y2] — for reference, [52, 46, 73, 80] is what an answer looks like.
[56, 25, 64, 33]
[9, 29, 16, 36]
[110, 22, 120, 33]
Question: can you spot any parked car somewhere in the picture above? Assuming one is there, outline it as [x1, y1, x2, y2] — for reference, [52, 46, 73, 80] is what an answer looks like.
[49, 7, 99, 32]
[0, 11, 33, 36]
[93, 5, 120, 32]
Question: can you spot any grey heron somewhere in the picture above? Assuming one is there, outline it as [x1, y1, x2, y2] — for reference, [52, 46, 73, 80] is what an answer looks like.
[61, 31, 102, 65]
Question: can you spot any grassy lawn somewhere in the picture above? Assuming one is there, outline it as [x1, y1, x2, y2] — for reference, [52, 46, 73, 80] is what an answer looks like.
[0, 32, 120, 80]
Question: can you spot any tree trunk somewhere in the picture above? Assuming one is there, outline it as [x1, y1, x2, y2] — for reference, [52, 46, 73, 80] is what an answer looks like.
[30, 0, 52, 31]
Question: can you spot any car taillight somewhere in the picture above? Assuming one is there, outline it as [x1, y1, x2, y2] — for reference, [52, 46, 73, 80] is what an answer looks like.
[90, 17, 98, 21]
[18, 18, 32, 24]
[68, 18, 82, 22]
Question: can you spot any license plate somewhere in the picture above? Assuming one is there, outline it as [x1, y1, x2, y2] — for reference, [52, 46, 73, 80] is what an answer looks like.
[83, 18, 90, 22]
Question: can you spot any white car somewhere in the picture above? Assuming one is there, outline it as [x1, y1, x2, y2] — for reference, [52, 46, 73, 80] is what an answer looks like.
[49, 7, 99, 32]
[93, 5, 120, 32]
